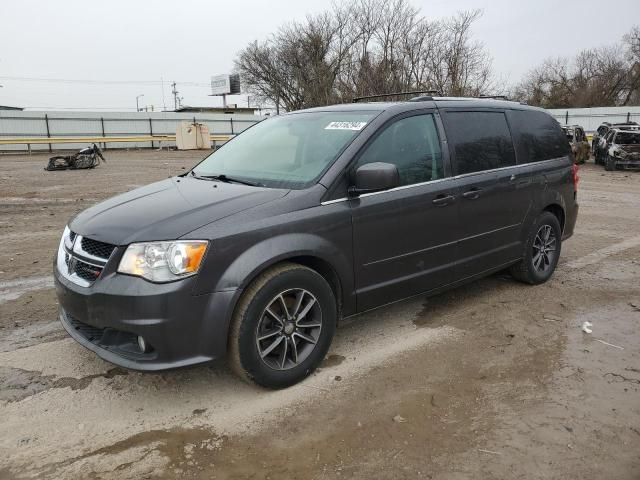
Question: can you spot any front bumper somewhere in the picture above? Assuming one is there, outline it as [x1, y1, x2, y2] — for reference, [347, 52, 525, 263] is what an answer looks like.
[54, 263, 237, 371]
[611, 156, 640, 169]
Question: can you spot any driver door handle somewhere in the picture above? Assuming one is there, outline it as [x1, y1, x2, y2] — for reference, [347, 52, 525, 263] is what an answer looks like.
[462, 188, 483, 200]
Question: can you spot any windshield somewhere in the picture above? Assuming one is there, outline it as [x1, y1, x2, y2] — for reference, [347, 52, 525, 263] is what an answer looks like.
[615, 131, 640, 145]
[192, 111, 378, 189]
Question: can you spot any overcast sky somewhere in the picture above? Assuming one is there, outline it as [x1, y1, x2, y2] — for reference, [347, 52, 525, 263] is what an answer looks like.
[1, 0, 638, 111]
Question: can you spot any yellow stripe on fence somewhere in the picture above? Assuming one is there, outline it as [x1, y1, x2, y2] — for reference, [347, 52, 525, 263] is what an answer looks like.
[0, 134, 233, 146]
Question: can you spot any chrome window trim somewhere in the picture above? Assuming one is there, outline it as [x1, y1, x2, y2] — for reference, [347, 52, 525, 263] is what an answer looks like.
[320, 157, 566, 205]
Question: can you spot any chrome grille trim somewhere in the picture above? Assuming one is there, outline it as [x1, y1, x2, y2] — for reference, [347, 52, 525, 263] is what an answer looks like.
[56, 228, 115, 288]
[72, 234, 113, 265]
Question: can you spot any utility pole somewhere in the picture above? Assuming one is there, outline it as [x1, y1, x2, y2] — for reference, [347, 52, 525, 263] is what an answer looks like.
[171, 81, 180, 111]
[161, 76, 167, 112]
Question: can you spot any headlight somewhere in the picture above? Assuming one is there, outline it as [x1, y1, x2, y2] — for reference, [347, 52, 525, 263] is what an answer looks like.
[117, 240, 208, 282]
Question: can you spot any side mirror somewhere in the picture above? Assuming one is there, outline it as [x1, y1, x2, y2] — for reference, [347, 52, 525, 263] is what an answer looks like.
[349, 162, 400, 197]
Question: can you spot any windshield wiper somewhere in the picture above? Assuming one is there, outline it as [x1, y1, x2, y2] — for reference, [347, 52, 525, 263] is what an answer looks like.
[190, 171, 260, 187]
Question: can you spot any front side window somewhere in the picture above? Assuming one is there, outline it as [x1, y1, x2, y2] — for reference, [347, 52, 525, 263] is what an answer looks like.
[193, 111, 378, 189]
[354, 114, 443, 186]
[445, 111, 516, 174]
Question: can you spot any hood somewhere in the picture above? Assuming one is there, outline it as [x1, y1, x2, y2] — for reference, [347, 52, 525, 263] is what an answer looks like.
[69, 176, 289, 245]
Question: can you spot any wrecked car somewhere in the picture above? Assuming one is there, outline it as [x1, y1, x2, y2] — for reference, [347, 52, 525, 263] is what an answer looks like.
[561, 125, 590, 164]
[593, 122, 639, 165]
[603, 129, 640, 171]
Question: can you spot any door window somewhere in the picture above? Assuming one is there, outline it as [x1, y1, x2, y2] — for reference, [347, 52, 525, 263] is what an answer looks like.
[445, 111, 516, 174]
[355, 114, 443, 186]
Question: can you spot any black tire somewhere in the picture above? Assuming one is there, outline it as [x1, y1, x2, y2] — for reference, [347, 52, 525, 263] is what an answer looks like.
[604, 155, 616, 171]
[510, 211, 562, 285]
[228, 262, 337, 389]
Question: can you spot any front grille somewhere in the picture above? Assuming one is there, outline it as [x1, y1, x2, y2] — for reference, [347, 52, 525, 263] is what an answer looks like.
[60, 231, 114, 286]
[66, 312, 106, 342]
[80, 237, 116, 260]
[64, 252, 103, 283]
[74, 259, 103, 282]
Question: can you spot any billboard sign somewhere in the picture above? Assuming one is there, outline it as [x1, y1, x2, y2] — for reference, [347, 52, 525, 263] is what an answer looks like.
[211, 75, 231, 95]
[211, 74, 241, 96]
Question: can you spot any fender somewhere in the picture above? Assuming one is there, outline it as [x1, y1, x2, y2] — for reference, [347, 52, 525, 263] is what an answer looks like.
[213, 232, 355, 313]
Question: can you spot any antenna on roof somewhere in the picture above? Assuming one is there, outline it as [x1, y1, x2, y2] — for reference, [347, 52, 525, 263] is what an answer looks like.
[352, 90, 441, 103]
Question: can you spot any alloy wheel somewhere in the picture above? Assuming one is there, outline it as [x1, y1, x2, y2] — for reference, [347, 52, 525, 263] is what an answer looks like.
[532, 224, 557, 273]
[255, 288, 322, 370]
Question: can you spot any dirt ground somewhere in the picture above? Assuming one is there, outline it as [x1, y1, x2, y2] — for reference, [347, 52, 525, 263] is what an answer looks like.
[0, 150, 639, 479]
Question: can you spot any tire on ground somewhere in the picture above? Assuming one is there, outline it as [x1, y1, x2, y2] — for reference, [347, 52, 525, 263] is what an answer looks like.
[228, 262, 337, 389]
[510, 211, 562, 285]
[605, 155, 616, 171]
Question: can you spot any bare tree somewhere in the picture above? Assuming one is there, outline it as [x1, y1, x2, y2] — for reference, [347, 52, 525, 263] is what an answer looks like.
[235, 0, 495, 110]
[513, 27, 640, 108]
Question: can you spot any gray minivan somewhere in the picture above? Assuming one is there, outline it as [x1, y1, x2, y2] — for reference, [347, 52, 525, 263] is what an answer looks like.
[54, 96, 579, 388]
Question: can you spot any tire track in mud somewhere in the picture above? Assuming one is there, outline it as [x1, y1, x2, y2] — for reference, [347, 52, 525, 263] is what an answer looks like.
[0, 366, 128, 403]
[0, 314, 458, 477]
[567, 234, 640, 269]
[0, 276, 53, 304]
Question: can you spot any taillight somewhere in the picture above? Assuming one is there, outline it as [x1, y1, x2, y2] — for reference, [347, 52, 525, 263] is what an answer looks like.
[571, 163, 579, 190]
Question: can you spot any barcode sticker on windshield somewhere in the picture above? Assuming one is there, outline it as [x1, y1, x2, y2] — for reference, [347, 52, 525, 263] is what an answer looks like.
[325, 121, 367, 131]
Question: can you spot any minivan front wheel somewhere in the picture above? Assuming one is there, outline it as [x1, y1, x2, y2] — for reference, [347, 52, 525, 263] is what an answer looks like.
[604, 155, 616, 171]
[228, 262, 337, 389]
[510, 212, 562, 285]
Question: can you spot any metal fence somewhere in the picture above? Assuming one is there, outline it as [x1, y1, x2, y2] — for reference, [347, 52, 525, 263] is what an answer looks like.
[547, 106, 640, 133]
[3, 106, 639, 152]
[0, 110, 263, 152]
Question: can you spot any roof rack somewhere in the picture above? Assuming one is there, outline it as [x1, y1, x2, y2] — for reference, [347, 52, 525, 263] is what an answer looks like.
[478, 95, 510, 100]
[352, 90, 441, 103]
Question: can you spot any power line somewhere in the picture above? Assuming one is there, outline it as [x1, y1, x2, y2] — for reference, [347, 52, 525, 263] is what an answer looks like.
[0, 76, 211, 87]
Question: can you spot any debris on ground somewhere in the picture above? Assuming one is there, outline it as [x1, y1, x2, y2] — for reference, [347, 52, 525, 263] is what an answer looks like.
[478, 449, 502, 455]
[594, 339, 624, 350]
[393, 415, 407, 423]
[581, 321, 593, 334]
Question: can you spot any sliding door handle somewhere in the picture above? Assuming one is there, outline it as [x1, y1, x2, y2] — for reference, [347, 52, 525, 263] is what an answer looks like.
[432, 194, 456, 206]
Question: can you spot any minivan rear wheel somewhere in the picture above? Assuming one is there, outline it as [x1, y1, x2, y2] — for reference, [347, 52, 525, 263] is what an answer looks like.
[510, 211, 562, 285]
[228, 262, 337, 389]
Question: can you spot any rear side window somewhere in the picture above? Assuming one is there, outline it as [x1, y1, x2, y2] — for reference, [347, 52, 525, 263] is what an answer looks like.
[444, 111, 515, 175]
[508, 110, 569, 163]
